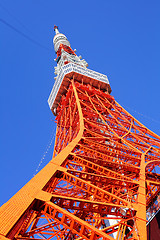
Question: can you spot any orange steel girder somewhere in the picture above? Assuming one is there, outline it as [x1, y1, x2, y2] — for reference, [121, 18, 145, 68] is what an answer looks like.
[0, 77, 160, 240]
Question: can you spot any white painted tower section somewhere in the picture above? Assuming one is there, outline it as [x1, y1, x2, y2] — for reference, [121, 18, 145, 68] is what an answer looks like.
[48, 26, 110, 117]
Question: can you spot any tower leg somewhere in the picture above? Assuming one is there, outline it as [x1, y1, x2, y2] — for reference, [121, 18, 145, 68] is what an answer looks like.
[136, 154, 147, 240]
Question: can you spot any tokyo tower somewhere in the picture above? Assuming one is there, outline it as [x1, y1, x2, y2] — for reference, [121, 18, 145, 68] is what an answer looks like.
[0, 26, 160, 240]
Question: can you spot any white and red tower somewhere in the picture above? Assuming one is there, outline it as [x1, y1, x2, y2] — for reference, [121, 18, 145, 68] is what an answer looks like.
[0, 26, 160, 240]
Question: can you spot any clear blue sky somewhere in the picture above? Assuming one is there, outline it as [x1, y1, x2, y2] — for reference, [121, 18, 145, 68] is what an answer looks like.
[0, 0, 160, 206]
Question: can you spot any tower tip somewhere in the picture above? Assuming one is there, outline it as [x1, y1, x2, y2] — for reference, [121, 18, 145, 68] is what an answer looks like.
[54, 25, 59, 35]
[54, 25, 58, 31]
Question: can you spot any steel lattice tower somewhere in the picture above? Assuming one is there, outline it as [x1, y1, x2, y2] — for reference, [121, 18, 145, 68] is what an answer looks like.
[0, 26, 160, 240]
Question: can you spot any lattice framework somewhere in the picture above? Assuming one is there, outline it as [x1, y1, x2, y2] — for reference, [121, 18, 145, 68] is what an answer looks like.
[0, 77, 160, 240]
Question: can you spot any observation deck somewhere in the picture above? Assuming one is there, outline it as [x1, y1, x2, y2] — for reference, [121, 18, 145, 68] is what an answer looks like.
[48, 62, 111, 115]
